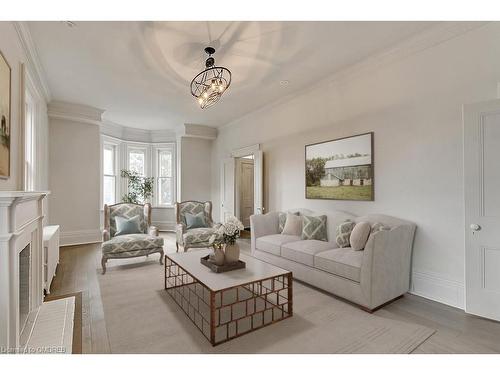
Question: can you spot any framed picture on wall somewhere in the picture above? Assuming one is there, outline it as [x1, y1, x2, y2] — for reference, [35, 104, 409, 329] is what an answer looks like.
[305, 132, 374, 201]
[0, 50, 11, 179]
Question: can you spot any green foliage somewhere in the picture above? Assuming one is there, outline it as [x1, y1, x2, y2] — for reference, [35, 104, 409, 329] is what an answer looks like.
[121, 169, 154, 204]
[306, 185, 372, 200]
[305, 157, 326, 186]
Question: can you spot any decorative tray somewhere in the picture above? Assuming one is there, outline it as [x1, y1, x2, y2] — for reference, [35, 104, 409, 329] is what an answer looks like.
[200, 255, 246, 273]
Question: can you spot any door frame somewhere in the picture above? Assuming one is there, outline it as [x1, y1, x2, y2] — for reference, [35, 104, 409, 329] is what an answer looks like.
[463, 98, 500, 320]
[220, 144, 263, 222]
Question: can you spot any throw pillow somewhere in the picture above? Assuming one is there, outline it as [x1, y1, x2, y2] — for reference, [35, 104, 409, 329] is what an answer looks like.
[301, 215, 328, 241]
[279, 211, 300, 233]
[371, 222, 391, 234]
[282, 213, 303, 236]
[115, 215, 142, 236]
[350, 222, 371, 251]
[336, 220, 355, 248]
[185, 212, 207, 229]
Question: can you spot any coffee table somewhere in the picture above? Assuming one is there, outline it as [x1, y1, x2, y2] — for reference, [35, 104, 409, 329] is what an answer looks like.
[165, 249, 293, 346]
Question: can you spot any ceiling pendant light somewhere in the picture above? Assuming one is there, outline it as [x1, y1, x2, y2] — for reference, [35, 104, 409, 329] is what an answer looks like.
[190, 47, 232, 109]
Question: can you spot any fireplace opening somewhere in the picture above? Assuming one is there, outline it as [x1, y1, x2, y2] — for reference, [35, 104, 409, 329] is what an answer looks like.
[19, 244, 31, 334]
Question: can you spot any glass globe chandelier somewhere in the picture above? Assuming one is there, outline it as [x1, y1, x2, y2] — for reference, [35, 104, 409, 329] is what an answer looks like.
[190, 47, 232, 109]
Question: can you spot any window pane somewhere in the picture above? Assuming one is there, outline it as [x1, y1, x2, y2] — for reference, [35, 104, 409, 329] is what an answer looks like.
[103, 176, 115, 205]
[158, 177, 172, 205]
[159, 150, 172, 177]
[103, 147, 114, 175]
[129, 150, 145, 175]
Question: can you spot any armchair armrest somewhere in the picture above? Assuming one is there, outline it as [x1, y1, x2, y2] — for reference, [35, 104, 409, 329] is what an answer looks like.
[149, 226, 159, 237]
[250, 211, 280, 252]
[103, 229, 110, 242]
[176, 223, 186, 245]
[361, 225, 416, 309]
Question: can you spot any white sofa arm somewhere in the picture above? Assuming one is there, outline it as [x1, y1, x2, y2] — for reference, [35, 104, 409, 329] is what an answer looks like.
[250, 211, 280, 253]
[361, 225, 416, 309]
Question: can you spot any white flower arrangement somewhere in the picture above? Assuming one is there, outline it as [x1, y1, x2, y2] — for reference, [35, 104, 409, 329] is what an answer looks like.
[209, 216, 244, 246]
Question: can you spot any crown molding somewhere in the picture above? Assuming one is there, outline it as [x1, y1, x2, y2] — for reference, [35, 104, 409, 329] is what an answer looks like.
[13, 21, 52, 102]
[101, 120, 177, 143]
[48, 100, 105, 125]
[178, 123, 217, 140]
[220, 21, 488, 132]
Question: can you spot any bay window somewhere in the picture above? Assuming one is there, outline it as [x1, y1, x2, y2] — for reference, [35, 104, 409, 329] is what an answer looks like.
[101, 136, 176, 207]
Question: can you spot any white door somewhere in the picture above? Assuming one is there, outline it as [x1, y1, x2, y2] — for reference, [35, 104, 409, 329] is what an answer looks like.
[220, 157, 235, 222]
[464, 99, 500, 321]
[239, 159, 255, 228]
[254, 150, 264, 215]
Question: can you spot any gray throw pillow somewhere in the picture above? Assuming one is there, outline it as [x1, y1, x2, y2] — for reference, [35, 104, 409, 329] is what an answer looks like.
[350, 222, 371, 251]
[336, 220, 355, 248]
[282, 213, 303, 236]
[301, 215, 328, 241]
[115, 215, 142, 236]
[279, 211, 299, 233]
[185, 212, 207, 229]
[371, 222, 391, 234]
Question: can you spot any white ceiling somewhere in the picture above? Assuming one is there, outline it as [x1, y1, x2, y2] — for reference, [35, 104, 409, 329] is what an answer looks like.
[28, 21, 436, 130]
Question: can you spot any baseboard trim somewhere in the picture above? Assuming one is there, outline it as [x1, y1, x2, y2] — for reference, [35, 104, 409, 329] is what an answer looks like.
[410, 269, 465, 309]
[60, 229, 101, 246]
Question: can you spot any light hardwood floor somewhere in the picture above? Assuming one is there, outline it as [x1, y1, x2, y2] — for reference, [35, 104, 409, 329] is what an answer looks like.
[48, 233, 500, 354]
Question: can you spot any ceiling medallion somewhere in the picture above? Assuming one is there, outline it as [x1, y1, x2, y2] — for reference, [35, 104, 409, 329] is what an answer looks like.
[190, 47, 232, 109]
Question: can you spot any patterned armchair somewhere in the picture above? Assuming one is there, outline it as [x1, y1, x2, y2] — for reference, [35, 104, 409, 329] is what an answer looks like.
[175, 201, 220, 252]
[101, 203, 164, 274]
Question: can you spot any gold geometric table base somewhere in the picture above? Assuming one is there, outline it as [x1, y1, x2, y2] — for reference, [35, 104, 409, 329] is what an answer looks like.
[165, 256, 293, 346]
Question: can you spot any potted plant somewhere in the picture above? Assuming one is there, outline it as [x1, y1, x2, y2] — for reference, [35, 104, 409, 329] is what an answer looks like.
[121, 169, 154, 204]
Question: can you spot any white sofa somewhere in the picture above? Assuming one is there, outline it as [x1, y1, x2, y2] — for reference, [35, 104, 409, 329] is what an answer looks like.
[250, 209, 416, 312]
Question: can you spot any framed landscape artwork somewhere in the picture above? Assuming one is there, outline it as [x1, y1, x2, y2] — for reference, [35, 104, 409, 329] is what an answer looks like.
[0, 50, 11, 179]
[305, 132, 374, 201]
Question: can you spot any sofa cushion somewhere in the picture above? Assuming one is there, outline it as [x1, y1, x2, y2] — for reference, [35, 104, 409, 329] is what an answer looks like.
[102, 233, 164, 254]
[281, 240, 337, 267]
[183, 227, 218, 245]
[314, 248, 363, 282]
[279, 211, 300, 233]
[255, 234, 301, 256]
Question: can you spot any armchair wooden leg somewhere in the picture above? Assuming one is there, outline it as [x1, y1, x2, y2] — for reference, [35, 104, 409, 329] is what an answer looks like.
[159, 250, 164, 265]
[101, 257, 107, 275]
[184, 246, 189, 252]
[176, 242, 179, 252]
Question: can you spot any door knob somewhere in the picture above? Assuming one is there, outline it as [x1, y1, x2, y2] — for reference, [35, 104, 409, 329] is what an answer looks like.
[470, 223, 481, 231]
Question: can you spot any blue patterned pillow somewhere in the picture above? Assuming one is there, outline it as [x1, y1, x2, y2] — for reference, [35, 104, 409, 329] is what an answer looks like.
[185, 212, 207, 229]
[115, 215, 142, 236]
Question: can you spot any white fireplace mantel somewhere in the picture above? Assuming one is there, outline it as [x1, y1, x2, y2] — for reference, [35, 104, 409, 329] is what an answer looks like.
[0, 191, 49, 351]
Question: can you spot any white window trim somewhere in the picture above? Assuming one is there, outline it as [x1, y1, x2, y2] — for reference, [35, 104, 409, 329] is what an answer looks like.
[100, 134, 176, 208]
[153, 144, 176, 207]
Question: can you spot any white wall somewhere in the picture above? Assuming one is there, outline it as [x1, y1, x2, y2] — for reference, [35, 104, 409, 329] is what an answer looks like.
[180, 136, 212, 202]
[212, 23, 500, 308]
[49, 118, 101, 244]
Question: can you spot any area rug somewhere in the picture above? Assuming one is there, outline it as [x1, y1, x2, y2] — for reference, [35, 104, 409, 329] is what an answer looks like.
[98, 261, 435, 354]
